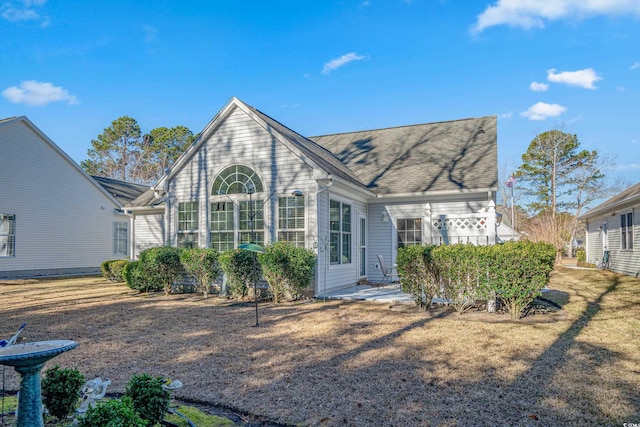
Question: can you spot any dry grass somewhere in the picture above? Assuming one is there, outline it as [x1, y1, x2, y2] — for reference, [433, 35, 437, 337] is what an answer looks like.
[0, 267, 638, 426]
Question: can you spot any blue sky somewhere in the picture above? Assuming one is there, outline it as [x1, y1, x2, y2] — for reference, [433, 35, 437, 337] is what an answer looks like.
[2, 0, 639, 188]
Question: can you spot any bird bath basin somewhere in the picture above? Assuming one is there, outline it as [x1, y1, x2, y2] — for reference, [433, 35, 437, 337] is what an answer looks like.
[0, 340, 78, 427]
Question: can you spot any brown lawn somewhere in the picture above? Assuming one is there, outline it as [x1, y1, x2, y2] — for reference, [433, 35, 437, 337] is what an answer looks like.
[0, 266, 638, 426]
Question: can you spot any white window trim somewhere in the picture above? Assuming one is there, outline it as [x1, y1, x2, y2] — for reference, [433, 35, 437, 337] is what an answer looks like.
[621, 211, 634, 251]
[113, 221, 129, 257]
[330, 199, 352, 265]
[177, 201, 199, 248]
[0, 213, 16, 258]
[277, 195, 306, 248]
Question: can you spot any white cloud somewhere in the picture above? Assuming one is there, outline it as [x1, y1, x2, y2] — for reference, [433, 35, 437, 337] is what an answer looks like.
[499, 112, 513, 119]
[471, 0, 640, 33]
[520, 102, 566, 120]
[529, 81, 549, 92]
[1, 0, 49, 26]
[547, 68, 602, 89]
[631, 61, 640, 70]
[2, 80, 79, 106]
[322, 52, 366, 74]
[631, 139, 638, 144]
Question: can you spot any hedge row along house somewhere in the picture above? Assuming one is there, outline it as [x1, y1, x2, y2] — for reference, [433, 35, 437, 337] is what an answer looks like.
[1, 97, 500, 295]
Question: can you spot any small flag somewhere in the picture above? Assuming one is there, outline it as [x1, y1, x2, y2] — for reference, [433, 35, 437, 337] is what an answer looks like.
[506, 176, 515, 188]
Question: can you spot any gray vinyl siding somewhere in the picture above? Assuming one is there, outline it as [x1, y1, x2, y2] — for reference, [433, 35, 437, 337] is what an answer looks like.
[165, 106, 318, 250]
[585, 206, 639, 276]
[316, 187, 367, 293]
[0, 119, 124, 277]
[134, 212, 164, 257]
[367, 196, 492, 283]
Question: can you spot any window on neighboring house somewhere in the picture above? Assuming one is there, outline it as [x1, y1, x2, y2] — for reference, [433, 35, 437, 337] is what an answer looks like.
[210, 201, 234, 252]
[178, 201, 199, 248]
[621, 212, 633, 250]
[330, 200, 351, 264]
[278, 196, 305, 248]
[0, 214, 16, 257]
[397, 218, 422, 248]
[113, 221, 129, 256]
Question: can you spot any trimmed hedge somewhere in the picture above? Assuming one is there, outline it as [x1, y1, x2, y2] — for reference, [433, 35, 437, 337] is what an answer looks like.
[101, 259, 129, 282]
[259, 241, 316, 303]
[396, 241, 556, 319]
[396, 245, 439, 310]
[180, 248, 221, 299]
[219, 249, 257, 299]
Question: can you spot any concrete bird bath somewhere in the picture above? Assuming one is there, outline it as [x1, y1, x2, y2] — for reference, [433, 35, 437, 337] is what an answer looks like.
[0, 340, 78, 427]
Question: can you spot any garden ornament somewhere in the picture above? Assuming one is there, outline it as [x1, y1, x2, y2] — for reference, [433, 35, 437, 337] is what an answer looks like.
[77, 377, 111, 413]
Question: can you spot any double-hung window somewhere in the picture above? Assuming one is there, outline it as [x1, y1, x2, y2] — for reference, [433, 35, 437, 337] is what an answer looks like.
[330, 200, 351, 264]
[0, 214, 16, 257]
[278, 196, 305, 248]
[397, 218, 422, 248]
[178, 201, 199, 248]
[621, 212, 633, 250]
[113, 221, 129, 256]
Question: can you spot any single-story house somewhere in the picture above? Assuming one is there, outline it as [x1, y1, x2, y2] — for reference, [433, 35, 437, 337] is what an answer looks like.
[0, 117, 132, 278]
[581, 182, 639, 276]
[128, 97, 499, 295]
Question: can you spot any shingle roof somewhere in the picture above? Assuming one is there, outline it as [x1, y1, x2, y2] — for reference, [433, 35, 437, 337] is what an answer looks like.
[581, 182, 640, 219]
[310, 116, 498, 195]
[242, 101, 369, 191]
[92, 176, 149, 205]
[126, 188, 164, 209]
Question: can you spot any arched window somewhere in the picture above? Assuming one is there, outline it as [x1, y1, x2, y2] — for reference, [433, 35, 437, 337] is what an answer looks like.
[211, 165, 264, 195]
[210, 165, 265, 251]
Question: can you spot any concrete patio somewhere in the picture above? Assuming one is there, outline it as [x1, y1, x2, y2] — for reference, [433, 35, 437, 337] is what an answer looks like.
[316, 283, 414, 304]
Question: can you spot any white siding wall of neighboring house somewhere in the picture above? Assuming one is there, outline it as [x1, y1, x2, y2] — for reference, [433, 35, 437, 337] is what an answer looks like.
[165, 106, 318, 250]
[367, 196, 494, 283]
[0, 120, 124, 277]
[133, 212, 164, 258]
[585, 206, 639, 276]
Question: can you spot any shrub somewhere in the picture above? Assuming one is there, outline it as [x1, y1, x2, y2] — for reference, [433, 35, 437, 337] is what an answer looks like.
[576, 249, 586, 262]
[41, 365, 85, 420]
[180, 248, 221, 298]
[125, 373, 171, 426]
[219, 249, 257, 299]
[487, 241, 556, 319]
[102, 259, 129, 282]
[138, 246, 183, 295]
[123, 260, 149, 292]
[100, 260, 113, 281]
[432, 244, 489, 314]
[259, 241, 316, 303]
[78, 396, 146, 427]
[109, 260, 129, 282]
[396, 245, 439, 310]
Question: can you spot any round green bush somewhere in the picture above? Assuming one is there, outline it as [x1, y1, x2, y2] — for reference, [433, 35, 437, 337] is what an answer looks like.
[125, 373, 171, 425]
[78, 396, 146, 427]
[41, 365, 85, 420]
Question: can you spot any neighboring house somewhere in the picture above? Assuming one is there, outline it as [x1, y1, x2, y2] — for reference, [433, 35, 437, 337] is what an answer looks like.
[131, 97, 498, 295]
[581, 182, 639, 276]
[0, 117, 131, 278]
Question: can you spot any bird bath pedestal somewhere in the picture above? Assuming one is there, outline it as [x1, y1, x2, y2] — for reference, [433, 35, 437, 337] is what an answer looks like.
[0, 340, 78, 427]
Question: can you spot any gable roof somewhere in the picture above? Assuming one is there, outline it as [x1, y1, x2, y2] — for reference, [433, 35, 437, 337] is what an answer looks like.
[92, 176, 149, 205]
[310, 116, 498, 195]
[0, 116, 123, 208]
[126, 188, 165, 209]
[154, 97, 371, 193]
[581, 182, 640, 219]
